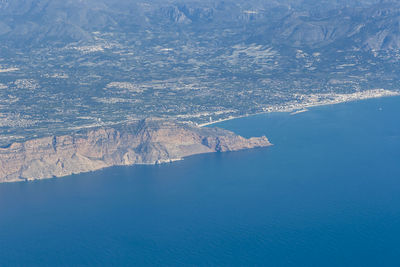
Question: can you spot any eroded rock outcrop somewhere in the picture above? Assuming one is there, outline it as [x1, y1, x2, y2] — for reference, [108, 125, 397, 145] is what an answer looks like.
[0, 119, 271, 183]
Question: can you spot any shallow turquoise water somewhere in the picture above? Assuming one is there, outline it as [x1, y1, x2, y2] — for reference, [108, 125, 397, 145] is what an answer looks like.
[1, 97, 400, 266]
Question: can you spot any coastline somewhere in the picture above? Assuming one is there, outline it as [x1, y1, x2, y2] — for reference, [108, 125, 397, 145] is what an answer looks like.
[0, 119, 271, 183]
[199, 89, 400, 127]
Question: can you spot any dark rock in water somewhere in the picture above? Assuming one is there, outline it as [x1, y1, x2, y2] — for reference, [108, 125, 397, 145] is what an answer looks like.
[0, 119, 271, 183]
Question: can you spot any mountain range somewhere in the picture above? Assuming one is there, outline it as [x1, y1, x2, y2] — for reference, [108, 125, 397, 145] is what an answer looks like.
[1, 0, 399, 50]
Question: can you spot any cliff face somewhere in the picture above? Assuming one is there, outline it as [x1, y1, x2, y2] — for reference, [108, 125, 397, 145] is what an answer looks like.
[0, 119, 271, 183]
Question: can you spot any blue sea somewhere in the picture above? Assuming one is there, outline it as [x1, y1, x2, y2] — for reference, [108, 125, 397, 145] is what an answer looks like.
[1, 97, 400, 266]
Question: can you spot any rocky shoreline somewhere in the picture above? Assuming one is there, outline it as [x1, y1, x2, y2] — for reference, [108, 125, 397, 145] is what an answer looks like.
[0, 119, 271, 183]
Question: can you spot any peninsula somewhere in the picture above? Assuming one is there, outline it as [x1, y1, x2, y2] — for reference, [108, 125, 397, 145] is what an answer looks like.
[0, 119, 271, 183]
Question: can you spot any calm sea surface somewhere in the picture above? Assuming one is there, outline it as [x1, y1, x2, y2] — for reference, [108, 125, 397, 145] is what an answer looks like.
[1, 97, 400, 266]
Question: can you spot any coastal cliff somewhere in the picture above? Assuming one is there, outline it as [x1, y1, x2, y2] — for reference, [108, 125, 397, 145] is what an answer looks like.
[0, 119, 271, 183]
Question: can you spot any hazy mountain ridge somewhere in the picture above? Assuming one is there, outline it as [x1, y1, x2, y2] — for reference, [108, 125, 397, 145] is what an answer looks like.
[0, 0, 399, 50]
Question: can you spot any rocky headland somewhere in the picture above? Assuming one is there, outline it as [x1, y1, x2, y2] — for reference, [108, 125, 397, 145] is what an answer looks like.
[0, 119, 271, 183]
